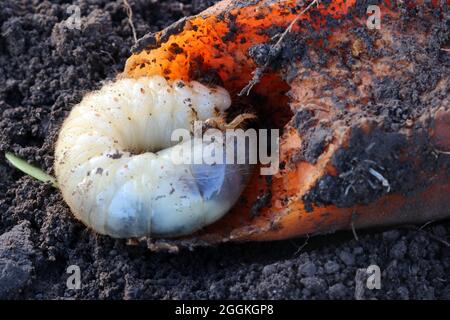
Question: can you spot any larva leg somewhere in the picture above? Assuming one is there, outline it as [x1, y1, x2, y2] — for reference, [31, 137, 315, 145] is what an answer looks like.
[205, 113, 257, 131]
[226, 113, 257, 130]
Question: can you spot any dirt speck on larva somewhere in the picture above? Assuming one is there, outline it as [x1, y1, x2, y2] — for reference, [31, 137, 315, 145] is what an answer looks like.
[0, 0, 450, 300]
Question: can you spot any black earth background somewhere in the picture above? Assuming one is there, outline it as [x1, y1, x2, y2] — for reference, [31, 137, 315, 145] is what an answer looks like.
[0, 0, 449, 299]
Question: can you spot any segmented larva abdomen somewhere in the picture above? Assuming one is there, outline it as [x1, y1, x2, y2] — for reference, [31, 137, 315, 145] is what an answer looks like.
[55, 76, 248, 238]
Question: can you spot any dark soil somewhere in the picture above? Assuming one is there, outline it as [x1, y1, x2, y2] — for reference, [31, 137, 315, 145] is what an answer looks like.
[1, 0, 450, 300]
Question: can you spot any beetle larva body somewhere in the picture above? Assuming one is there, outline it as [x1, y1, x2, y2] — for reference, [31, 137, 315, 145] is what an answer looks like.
[55, 76, 251, 238]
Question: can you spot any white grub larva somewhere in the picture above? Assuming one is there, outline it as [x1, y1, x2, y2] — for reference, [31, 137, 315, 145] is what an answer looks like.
[55, 76, 251, 238]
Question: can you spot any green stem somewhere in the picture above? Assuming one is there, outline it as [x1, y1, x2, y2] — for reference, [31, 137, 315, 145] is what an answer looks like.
[5, 152, 58, 188]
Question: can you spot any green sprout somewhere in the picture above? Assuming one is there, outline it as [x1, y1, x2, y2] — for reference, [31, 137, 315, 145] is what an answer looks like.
[5, 152, 58, 188]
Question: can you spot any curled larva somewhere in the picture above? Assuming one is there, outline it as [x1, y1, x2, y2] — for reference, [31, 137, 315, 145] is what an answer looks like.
[55, 76, 250, 238]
